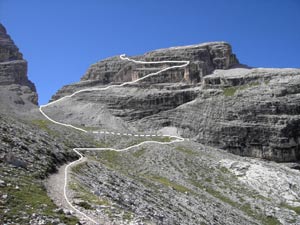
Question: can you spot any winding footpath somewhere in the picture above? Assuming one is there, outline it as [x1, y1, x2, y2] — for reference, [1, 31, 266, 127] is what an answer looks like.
[40, 54, 190, 224]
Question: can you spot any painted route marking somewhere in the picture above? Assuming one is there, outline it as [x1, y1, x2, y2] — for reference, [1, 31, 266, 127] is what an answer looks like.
[39, 54, 189, 224]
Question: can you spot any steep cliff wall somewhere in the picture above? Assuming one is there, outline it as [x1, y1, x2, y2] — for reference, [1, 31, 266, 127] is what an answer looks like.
[48, 42, 300, 162]
[0, 23, 38, 113]
[143, 68, 300, 162]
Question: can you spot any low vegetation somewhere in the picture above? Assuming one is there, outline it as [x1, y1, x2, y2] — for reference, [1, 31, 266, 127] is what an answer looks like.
[190, 180, 281, 225]
[280, 203, 300, 215]
[148, 175, 192, 194]
[0, 167, 79, 224]
[31, 119, 54, 135]
[223, 82, 260, 97]
[69, 181, 111, 206]
[132, 147, 147, 158]
[175, 146, 196, 155]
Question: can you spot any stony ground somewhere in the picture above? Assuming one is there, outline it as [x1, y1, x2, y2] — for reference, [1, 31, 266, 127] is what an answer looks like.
[46, 134, 300, 225]
[2, 23, 300, 225]
[0, 111, 100, 225]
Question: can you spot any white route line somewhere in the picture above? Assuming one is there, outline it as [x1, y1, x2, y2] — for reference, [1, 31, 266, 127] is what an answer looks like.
[39, 54, 189, 225]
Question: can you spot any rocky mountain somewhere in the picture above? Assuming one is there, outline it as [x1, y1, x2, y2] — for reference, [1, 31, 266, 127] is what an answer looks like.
[48, 42, 300, 162]
[0, 23, 38, 114]
[0, 24, 95, 224]
[1, 23, 300, 225]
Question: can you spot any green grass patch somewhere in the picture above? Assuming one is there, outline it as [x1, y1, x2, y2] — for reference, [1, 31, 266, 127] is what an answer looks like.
[219, 166, 230, 174]
[280, 203, 300, 215]
[175, 146, 196, 155]
[98, 150, 120, 164]
[148, 175, 192, 193]
[223, 86, 239, 97]
[132, 147, 147, 158]
[69, 181, 111, 206]
[31, 119, 54, 135]
[223, 82, 260, 97]
[71, 161, 87, 174]
[76, 201, 93, 210]
[191, 181, 238, 207]
[190, 180, 280, 225]
[93, 141, 111, 148]
[123, 211, 133, 221]
[151, 136, 173, 142]
[1, 173, 79, 224]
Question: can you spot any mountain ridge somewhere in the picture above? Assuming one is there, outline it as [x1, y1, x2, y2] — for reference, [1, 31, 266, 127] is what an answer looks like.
[47, 42, 300, 162]
[1, 23, 300, 225]
[0, 23, 38, 114]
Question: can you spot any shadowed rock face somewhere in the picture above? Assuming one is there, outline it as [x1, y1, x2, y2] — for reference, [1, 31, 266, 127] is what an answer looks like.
[0, 23, 38, 112]
[0, 24, 23, 62]
[50, 42, 300, 162]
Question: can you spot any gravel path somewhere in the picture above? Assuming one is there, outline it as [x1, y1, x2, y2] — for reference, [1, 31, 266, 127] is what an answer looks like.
[46, 164, 69, 209]
[45, 158, 107, 225]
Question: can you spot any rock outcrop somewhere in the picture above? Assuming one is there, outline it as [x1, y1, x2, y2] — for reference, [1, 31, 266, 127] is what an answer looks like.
[151, 68, 300, 162]
[2, 27, 299, 225]
[80, 42, 238, 84]
[0, 23, 38, 113]
[49, 42, 300, 162]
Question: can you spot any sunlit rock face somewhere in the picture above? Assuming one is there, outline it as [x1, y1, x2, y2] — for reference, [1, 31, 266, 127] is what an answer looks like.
[50, 41, 300, 162]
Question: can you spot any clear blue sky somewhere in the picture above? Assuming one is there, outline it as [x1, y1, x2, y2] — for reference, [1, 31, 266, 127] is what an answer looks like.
[1, 0, 299, 104]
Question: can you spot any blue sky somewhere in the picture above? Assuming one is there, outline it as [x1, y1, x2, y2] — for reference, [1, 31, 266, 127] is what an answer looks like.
[1, 0, 299, 104]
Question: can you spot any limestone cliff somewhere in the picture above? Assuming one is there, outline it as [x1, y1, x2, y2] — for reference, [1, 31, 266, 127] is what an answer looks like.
[49, 42, 300, 162]
[0, 23, 38, 113]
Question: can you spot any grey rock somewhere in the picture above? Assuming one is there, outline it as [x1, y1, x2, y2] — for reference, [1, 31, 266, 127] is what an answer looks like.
[0, 24, 23, 62]
[2, 26, 300, 225]
[0, 23, 38, 114]
[157, 68, 300, 162]
[4, 153, 27, 169]
[70, 140, 300, 225]
[49, 43, 300, 162]
[53, 208, 64, 214]
[0, 179, 6, 187]
[52, 42, 238, 100]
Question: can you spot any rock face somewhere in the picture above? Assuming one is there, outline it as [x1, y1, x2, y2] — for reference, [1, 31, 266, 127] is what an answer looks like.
[154, 68, 300, 162]
[80, 42, 238, 84]
[0, 23, 38, 113]
[1, 28, 299, 225]
[49, 42, 300, 162]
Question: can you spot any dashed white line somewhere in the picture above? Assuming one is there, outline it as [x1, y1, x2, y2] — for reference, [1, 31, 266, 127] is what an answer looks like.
[39, 54, 189, 225]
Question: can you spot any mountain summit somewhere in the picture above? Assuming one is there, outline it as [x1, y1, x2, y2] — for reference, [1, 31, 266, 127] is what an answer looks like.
[1, 23, 300, 225]
[46, 42, 300, 162]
